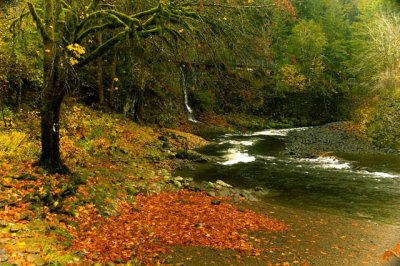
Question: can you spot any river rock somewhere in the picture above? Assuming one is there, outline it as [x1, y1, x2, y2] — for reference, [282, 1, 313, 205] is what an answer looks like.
[19, 212, 31, 221]
[174, 176, 184, 182]
[25, 246, 40, 254]
[206, 191, 216, 197]
[240, 191, 258, 201]
[211, 200, 221, 205]
[158, 169, 170, 177]
[173, 180, 182, 188]
[216, 188, 232, 198]
[10, 224, 21, 233]
[26, 254, 45, 265]
[0, 239, 11, 245]
[149, 183, 162, 193]
[216, 180, 232, 188]
[10, 260, 23, 266]
[0, 255, 8, 262]
[0, 219, 8, 227]
[233, 193, 241, 201]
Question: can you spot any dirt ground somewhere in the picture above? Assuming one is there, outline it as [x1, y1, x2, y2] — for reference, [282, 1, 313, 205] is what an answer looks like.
[165, 199, 400, 266]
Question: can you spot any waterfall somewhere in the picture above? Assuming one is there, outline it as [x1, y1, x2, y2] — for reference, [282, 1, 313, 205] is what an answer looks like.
[180, 67, 198, 123]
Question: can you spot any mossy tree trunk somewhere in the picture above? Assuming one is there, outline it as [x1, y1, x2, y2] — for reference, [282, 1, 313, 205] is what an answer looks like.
[29, 0, 67, 173]
[97, 20, 105, 108]
[24, 0, 200, 173]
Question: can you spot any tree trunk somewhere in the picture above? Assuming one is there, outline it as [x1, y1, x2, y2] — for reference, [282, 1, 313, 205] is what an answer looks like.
[39, 38, 67, 173]
[16, 78, 22, 112]
[134, 75, 146, 123]
[39, 89, 66, 173]
[109, 49, 117, 109]
[134, 87, 144, 123]
[97, 23, 104, 108]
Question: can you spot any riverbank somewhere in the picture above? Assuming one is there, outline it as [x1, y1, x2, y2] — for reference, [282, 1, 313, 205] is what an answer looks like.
[166, 198, 400, 265]
[1, 105, 400, 265]
[285, 122, 398, 158]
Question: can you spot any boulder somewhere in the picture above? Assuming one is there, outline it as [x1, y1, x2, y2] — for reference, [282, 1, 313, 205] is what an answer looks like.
[216, 180, 233, 188]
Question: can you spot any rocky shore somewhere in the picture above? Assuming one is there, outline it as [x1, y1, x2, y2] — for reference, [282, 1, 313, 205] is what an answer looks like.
[284, 122, 398, 158]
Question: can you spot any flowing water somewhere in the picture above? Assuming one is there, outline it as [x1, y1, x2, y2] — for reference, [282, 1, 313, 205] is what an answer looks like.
[177, 128, 400, 225]
[180, 67, 198, 123]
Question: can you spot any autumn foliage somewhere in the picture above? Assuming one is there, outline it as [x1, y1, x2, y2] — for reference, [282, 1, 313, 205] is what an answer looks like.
[67, 190, 288, 264]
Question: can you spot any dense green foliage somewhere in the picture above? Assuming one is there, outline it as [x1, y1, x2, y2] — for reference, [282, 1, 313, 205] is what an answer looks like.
[0, 0, 399, 152]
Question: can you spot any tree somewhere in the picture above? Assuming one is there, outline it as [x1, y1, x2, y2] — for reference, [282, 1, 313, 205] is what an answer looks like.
[13, 0, 200, 173]
[287, 19, 327, 73]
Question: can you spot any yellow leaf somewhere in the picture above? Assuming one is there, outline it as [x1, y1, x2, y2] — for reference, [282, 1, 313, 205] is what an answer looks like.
[69, 58, 78, 66]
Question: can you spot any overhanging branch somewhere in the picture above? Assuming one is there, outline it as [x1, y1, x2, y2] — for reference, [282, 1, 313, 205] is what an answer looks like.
[27, 2, 50, 41]
[76, 30, 127, 67]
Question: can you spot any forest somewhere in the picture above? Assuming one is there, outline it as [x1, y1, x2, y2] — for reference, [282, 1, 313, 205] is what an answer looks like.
[0, 0, 400, 265]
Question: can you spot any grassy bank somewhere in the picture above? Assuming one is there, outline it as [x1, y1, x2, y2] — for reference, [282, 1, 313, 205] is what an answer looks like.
[0, 100, 289, 265]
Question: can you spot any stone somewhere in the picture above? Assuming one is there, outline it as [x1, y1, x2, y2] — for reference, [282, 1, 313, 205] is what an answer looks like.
[149, 183, 162, 194]
[185, 177, 194, 182]
[10, 224, 21, 233]
[25, 246, 40, 254]
[174, 176, 184, 182]
[0, 249, 6, 255]
[211, 200, 221, 205]
[114, 258, 125, 263]
[217, 189, 231, 198]
[158, 136, 168, 142]
[233, 193, 241, 201]
[158, 169, 169, 176]
[26, 254, 46, 266]
[0, 255, 9, 262]
[19, 212, 31, 221]
[173, 180, 182, 188]
[216, 180, 233, 188]
[0, 219, 8, 227]
[206, 191, 216, 197]
[162, 142, 170, 149]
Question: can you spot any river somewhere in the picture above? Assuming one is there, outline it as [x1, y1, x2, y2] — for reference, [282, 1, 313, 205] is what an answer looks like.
[176, 128, 400, 225]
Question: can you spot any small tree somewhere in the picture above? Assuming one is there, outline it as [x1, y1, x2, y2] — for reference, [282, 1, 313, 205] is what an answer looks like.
[12, 0, 199, 173]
